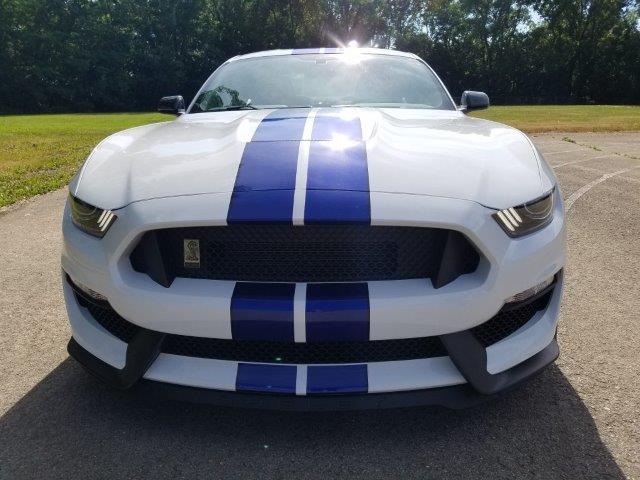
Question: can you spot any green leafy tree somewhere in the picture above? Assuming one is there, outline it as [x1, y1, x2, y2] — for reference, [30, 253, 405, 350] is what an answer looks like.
[0, 0, 638, 112]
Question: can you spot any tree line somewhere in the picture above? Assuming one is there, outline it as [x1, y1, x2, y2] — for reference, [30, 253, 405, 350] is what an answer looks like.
[1, 0, 639, 113]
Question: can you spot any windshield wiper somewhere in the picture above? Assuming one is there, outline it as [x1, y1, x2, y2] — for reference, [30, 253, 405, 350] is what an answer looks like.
[194, 105, 314, 114]
[206, 104, 259, 112]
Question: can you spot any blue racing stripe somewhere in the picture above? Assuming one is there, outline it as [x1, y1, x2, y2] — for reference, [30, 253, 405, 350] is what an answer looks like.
[307, 364, 368, 394]
[227, 109, 308, 223]
[231, 283, 295, 341]
[304, 110, 370, 224]
[306, 283, 370, 342]
[251, 110, 307, 141]
[304, 190, 371, 223]
[236, 363, 297, 393]
[311, 111, 363, 140]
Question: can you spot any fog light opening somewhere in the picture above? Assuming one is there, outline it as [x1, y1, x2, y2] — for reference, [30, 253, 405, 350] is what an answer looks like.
[505, 276, 554, 304]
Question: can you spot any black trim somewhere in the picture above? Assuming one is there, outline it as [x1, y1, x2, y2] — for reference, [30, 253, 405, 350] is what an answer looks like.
[129, 231, 175, 288]
[68, 329, 165, 390]
[441, 331, 558, 395]
[68, 337, 558, 410]
[432, 230, 480, 289]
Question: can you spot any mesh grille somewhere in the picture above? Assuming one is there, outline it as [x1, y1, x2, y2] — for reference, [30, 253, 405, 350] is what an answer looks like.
[76, 291, 446, 363]
[72, 287, 552, 364]
[77, 295, 139, 343]
[131, 225, 479, 284]
[162, 336, 446, 364]
[471, 292, 553, 347]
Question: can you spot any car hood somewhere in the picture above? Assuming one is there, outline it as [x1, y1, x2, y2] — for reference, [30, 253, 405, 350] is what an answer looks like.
[72, 108, 551, 211]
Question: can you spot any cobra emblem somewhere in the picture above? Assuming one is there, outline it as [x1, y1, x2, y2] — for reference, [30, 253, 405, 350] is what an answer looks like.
[183, 239, 201, 267]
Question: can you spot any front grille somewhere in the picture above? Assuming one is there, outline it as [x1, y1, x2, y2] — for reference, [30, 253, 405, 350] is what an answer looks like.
[72, 284, 553, 365]
[130, 225, 479, 287]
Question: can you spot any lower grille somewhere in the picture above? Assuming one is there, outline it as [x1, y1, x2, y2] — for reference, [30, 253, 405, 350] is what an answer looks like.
[73, 284, 553, 364]
[471, 292, 552, 347]
[79, 296, 139, 343]
[161, 336, 446, 364]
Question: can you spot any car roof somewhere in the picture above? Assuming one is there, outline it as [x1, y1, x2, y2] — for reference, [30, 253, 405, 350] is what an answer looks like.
[227, 48, 420, 63]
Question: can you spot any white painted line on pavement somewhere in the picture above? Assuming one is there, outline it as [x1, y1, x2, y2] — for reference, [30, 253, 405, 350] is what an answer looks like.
[552, 154, 617, 169]
[565, 166, 640, 211]
[542, 149, 585, 155]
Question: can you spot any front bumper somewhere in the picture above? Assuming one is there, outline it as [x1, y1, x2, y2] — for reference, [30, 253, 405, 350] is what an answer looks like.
[65, 270, 562, 410]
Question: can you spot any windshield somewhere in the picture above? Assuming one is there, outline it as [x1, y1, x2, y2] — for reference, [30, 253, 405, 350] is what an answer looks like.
[189, 53, 456, 112]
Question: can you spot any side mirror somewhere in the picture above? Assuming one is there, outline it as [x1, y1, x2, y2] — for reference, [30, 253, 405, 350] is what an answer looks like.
[158, 95, 186, 115]
[460, 91, 489, 112]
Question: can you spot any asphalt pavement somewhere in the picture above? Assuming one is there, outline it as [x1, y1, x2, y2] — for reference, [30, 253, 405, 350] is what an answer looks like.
[0, 132, 638, 479]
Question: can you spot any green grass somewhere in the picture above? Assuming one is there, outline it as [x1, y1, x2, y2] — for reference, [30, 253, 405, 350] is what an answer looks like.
[472, 105, 640, 132]
[1, 106, 639, 208]
[0, 113, 165, 208]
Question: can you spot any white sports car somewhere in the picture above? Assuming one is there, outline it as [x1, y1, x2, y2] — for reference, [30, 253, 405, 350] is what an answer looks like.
[62, 48, 565, 409]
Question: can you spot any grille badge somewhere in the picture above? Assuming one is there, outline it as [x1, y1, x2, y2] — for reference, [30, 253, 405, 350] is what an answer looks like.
[183, 239, 201, 268]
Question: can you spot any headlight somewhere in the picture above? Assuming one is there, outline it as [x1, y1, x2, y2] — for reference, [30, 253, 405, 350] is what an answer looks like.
[493, 189, 554, 237]
[69, 194, 117, 238]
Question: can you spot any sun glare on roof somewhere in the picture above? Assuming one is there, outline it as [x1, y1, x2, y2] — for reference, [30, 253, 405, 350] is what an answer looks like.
[341, 41, 362, 65]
